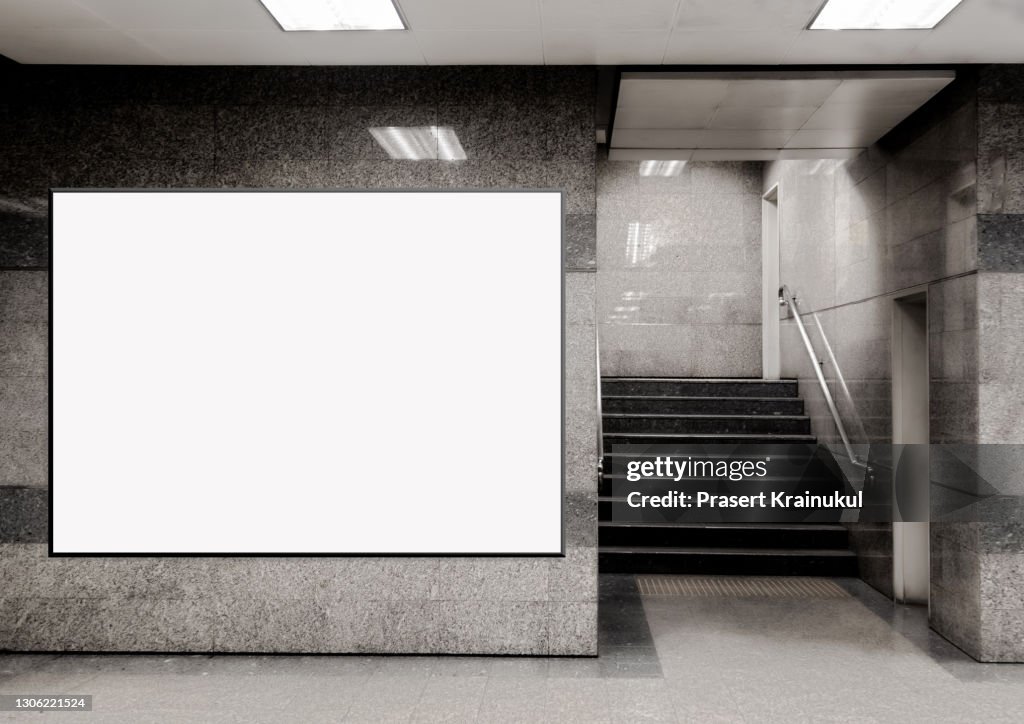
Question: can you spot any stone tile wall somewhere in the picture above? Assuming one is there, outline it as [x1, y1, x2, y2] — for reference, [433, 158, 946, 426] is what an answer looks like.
[0, 65, 598, 655]
[596, 154, 762, 377]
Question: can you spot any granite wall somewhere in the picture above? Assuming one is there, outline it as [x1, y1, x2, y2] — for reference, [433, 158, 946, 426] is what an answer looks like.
[0, 65, 599, 655]
[766, 66, 1024, 662]
[965, 66, 1024, 661]
[596, 154, 762, 377]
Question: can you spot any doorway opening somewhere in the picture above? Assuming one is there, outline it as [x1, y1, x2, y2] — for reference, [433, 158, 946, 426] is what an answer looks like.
[892, 290, 929, 606]
[762, 185, 780, 381]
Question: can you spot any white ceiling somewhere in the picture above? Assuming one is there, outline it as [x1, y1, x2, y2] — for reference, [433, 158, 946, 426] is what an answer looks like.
[0, 0, 1021, 65]
[609, 71, 955, 160]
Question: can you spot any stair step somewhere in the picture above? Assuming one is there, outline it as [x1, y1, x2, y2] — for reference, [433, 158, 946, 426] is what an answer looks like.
[601, 378, 799, 398]
[599, 546, 858, 576]
[604, 433, 817, 446]
[603, 449, 815, 460]
[594, 379, 854, 577]
[598, 475, 843, 496]
[602, 396, 805, 415]
[599, 545, 855, 557]
[601, 522, 846, 531]
[598, 498, 851, 523]
[598, 521, 850, 549]
[603, 413, 811, 435]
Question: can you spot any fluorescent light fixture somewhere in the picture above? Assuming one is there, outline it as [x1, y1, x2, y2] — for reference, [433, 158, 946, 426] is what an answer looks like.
[260, 0, 405, 31]
[810, 0, 963, 29]
[639, 160, 685, 177]
[369, 126, 467, 160]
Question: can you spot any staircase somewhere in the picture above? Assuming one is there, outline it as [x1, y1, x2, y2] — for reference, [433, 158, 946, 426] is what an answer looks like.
[598, 377, 858, 576]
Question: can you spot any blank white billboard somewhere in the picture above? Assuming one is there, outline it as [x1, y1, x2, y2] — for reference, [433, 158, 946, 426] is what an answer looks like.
[50, 190, 563, 555]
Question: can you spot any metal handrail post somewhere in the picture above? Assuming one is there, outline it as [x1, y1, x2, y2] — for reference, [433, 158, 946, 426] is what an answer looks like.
[778, 285, 866, 470]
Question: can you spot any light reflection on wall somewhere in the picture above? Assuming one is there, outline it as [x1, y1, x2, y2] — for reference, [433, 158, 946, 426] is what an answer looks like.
[625, 221, 656, 266]
[607, 290, 645, 324]
[368, 126, 467, 160]
[638, 160, 686, 177]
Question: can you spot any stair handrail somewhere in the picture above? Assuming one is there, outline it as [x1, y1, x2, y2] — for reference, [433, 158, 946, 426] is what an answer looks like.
[778, 285, 867, 470]
[809, 309, 870, 446]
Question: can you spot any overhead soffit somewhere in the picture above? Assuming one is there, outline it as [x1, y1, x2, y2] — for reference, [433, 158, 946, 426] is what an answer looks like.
[608, 70, 955, 161]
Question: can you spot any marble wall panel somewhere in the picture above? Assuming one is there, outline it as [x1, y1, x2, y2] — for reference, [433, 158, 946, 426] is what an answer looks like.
[597, 155, 762, 377]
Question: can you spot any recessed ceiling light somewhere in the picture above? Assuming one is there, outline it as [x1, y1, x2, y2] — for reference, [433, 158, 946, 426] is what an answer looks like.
[810, 0, 963, 29]
[369, 127, 467, 160]
[259, 0, 405, 31]
[639, 160, 685, 177]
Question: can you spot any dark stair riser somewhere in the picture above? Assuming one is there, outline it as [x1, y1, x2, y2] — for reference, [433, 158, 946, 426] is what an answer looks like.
[598, 500, 851, 524]
[599, 550, 858, 577]
[602, 379, 799, 398]
[603, 449, 818, 462]
[599, 523, 850, 549]
[599, 475, 844, 497]
[603, 397, 805, 415]
[604, 434, 815, 446]
[603, 415, 811, 435]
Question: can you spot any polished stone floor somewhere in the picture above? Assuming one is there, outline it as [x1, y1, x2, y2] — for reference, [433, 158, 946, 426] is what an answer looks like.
[2, 575, 1023, 723]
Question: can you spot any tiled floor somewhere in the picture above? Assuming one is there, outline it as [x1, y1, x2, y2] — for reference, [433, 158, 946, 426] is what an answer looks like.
[2, 575, 1024, 722]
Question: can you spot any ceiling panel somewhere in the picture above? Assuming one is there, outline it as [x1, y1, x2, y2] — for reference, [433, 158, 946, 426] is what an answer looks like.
[415, 30, 543, 64]
[785, 128, 893, 149]
[74, 0, 276, 31]
[299, 31, 427, 65]
[719, 79, 841, 108]
[673, 0, 823, 31]
[613, 106, 716, 130]
[617, 77, 730, 109]
[539, 0, 680, 31]
[781, 29, 927, 64]
[824, 76, 954, 106]
[0, 27, 162, 63]
[129, 30, 308, 65]
[904, 0, 1024, 63]
[708, 106, 819, 130]
[662, 30, 797, 64]
[542, 30, 668, 64]
[802, 103, 924, 131]
[694, 129, 797, 149]
[0, 0, 109, 29]
[399, 0, 540, 31]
